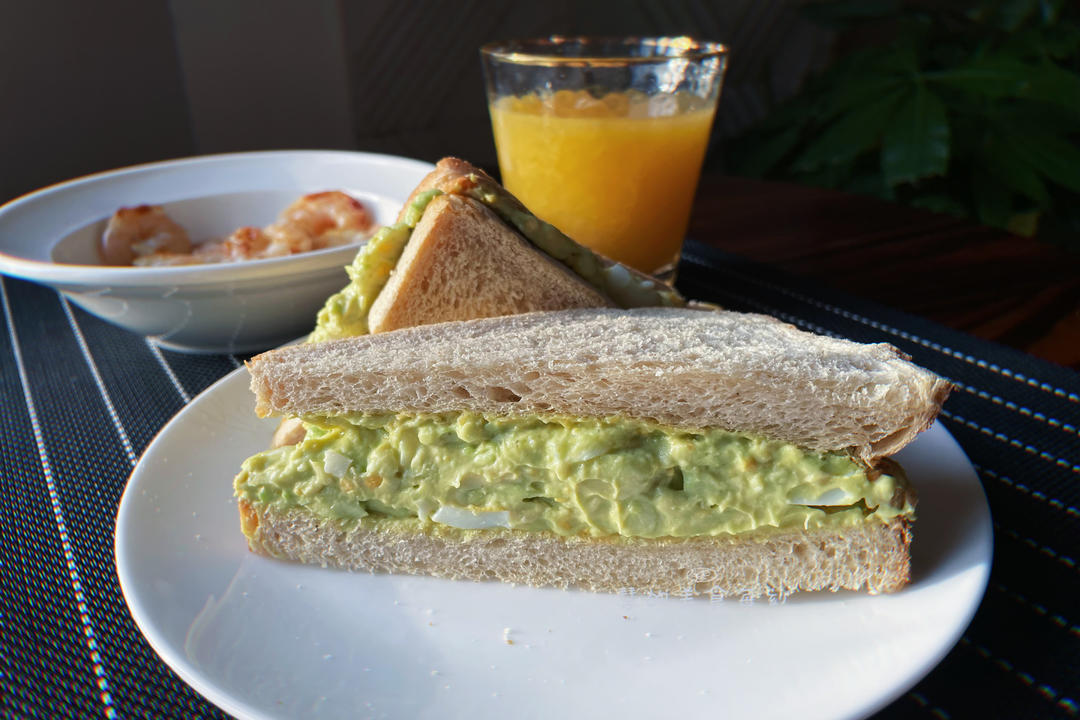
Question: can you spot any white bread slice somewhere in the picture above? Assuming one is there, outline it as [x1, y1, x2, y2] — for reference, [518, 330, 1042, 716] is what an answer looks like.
[397, 157, 683, 308]
[249, 307, 951, 462]
[367, 194, 611, 334]
[238, 500, 912, 597]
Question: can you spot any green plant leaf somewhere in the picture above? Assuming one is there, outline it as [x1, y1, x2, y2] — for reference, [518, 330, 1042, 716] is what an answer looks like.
[999, 23, 1080, 60]
[992, 102, 1080, 137]
[812, 74, 907, 125]
[802, 46, 916, 123]
[1010, 129, 1080, 193]
[978, 132, 1052, 206]
[929, 57, 1080, 115]
[1038, 22, 1080, 60]
[792, 90, 906, 173]
[998, 0, 1040, 31]
[882, 85, 951, 186]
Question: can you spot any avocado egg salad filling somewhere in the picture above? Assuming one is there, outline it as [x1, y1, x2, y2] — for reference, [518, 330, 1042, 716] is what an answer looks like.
[310, 189, 444, 341]
[309, 179, 682, 343]
[235, 412, 914, 540]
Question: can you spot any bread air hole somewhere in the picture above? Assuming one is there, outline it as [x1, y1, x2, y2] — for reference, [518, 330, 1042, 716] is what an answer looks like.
[486, 386, 521, 403]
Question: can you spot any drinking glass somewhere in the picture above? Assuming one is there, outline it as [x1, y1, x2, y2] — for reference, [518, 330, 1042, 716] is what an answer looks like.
[481, 36, 727, 277]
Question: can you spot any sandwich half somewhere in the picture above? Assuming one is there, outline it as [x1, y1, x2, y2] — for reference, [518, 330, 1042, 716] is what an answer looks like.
[309, 158, 683, 342]
[236, 308, 951, 599]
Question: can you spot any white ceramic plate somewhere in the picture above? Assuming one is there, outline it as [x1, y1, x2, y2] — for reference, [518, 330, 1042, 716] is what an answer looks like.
[116, 368, 992, 720]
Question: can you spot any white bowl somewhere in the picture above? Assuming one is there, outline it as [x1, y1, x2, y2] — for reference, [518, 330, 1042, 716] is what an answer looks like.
[0, 151, 434, 353]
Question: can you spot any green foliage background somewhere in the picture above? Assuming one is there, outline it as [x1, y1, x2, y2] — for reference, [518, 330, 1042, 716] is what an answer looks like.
[731, 0, 1080, 249]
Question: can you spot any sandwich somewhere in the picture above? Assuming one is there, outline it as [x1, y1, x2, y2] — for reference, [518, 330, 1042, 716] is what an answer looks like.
[235, 307, 951, 598]
[308, 157, 684, 343]
[270, 157, 687, 448]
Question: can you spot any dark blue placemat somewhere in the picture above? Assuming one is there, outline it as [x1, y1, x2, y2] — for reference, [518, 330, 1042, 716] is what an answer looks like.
[1, 239, 1077, 719]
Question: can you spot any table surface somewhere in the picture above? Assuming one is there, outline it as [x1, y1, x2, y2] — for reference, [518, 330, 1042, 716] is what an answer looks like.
[2, 175, 1078, 720]
[690, 175, 1080, 370]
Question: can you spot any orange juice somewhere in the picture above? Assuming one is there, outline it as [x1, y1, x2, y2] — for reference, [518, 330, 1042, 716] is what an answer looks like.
[490, 90, 715, 274]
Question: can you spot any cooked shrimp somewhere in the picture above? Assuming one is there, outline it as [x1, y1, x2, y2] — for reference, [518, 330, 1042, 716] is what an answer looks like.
[274, 191, 374, 241]
[101, 205, 192, 265]
[260, 226, 315, 258]
[101, 191, 373, 266]
[221, 226, 271, 262]
[243, 191, 375, 260]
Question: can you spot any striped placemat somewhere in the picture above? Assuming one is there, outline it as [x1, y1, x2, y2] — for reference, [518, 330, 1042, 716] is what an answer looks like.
[1, 240, 1077, 719]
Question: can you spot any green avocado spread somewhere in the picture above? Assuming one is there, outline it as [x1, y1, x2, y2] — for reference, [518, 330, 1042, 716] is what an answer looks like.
[309, 189, 443, 342]
[235, 413, 914, 539]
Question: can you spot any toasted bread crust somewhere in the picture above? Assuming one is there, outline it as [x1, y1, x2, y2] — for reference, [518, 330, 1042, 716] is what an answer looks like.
[239, 499, 912, 597]
[397, 157, 490, 219]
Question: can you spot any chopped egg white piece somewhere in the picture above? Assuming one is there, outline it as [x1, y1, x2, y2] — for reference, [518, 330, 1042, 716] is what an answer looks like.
[323, 450, 352, 478]
[566, 445, 609, 463]
[431, 506, 511, 529]
[604, 263, 631, 287]
[416, 499, 438, 522]
[787, 487, 857, 506]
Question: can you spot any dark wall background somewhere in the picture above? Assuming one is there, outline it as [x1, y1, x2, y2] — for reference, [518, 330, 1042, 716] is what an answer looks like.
[0, 0, 833, 203]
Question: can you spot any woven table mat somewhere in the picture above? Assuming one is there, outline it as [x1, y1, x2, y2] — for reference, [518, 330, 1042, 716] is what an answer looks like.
[1, 240, 1076, 719]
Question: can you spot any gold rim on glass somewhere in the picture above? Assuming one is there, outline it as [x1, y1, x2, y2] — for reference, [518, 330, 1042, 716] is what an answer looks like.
[480, 36, 727, 67]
